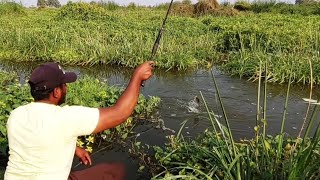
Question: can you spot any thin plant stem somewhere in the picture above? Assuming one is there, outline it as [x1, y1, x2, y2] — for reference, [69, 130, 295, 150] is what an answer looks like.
[301, 101, 319, 146]
[263, 61, 267, 140]
[297, 58, 313, 138]
[289, 103, 320, 179]
[210, 70, 234, 147]
[200, 91, 219, 139]
[276, 64, 292, 164]
[256, 61, 262, 138]
[210, 69, 241, 180]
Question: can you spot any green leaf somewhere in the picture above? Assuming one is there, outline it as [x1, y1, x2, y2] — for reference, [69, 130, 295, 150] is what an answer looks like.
[264, 140, 271, 150]
[138, 165, 145, 172]
[121, 133, 128, 139]
[135, 141, 141, 147]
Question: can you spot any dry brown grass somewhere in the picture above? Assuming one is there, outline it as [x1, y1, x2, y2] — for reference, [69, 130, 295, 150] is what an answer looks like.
[172, 3, 194, 16]
[211, 7, 240, 16]
[170, 0, 239, 17]
[194, 0, 219, 15]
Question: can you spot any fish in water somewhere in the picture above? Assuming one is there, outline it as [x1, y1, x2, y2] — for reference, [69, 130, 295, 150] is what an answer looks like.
[302, 98, 320, 105]
[187, 96, 200, 113]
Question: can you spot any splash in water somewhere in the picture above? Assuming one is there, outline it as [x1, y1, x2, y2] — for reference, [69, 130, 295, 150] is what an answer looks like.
[187, 96, 200, 113]
[176, 96, 200, 113]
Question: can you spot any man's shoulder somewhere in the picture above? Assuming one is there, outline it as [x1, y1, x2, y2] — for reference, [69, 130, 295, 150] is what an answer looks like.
[10, 102, 61, 117]
[10, 103, 31, 114]
[60, 105, 97, 110]
[7, 103, 33, 126]
[58, 105, 99, 121]
[59, 105, 99, 113]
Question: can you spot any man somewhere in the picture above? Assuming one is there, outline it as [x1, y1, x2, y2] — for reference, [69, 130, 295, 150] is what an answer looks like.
[4, 61, 154, 179]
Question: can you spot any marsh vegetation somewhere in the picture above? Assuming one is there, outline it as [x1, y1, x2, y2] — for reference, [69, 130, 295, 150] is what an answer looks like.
[0, 1, 320, 179]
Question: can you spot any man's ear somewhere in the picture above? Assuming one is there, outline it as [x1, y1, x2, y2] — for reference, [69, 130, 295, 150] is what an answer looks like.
[52, 87, 60, 98]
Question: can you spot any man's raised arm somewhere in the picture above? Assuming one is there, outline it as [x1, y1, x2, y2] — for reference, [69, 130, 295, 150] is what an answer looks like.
[92, 61, 154, 134]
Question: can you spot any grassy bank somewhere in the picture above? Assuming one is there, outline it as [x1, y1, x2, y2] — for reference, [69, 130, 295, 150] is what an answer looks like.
[153, 128, 320, 179]
[234, 1, 320, 15]
[0, 71, 160, 155]
[0, 4, 214, 70]
[0, 2, 320, 84]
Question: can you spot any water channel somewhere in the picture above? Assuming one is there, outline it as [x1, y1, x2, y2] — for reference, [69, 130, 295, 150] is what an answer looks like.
[1, 62, 319, 179]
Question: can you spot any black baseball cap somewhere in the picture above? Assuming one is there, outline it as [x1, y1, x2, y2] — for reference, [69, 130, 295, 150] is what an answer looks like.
[28, 62, 77, 90]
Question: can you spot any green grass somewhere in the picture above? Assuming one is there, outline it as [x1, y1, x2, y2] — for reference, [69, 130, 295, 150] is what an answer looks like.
[0, 1, 25, 16]
[251, 2, 320, 15]
[0, 6, 213, 69]
[0, 2, 320, 84]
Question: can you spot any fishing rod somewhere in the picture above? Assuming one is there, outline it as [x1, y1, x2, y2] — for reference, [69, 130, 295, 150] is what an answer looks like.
[73, 3, 175, 168]
[141, 0, 174, 87]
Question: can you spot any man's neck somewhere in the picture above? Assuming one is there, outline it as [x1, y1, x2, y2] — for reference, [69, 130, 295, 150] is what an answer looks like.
[35, 99, 57, 105]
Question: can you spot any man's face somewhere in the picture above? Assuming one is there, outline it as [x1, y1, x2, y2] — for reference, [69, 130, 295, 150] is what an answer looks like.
[58, 84, 67, 105]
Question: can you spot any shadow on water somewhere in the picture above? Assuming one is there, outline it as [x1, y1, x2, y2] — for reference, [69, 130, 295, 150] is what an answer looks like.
[1, 61, 320, 179]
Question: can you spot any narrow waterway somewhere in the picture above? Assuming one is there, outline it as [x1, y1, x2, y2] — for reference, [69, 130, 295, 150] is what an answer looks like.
[3, 62, 318, 138]
[1, 62, 319, 179]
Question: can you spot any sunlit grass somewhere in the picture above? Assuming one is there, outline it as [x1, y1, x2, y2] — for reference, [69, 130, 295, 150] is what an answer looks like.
[0, 4, 320, 84]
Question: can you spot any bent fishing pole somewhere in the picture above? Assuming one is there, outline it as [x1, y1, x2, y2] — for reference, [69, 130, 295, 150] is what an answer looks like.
[141, 0, 174, 87]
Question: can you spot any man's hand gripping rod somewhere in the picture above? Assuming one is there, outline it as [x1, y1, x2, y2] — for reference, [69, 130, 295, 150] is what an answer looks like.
[141, 0, 174, 87]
